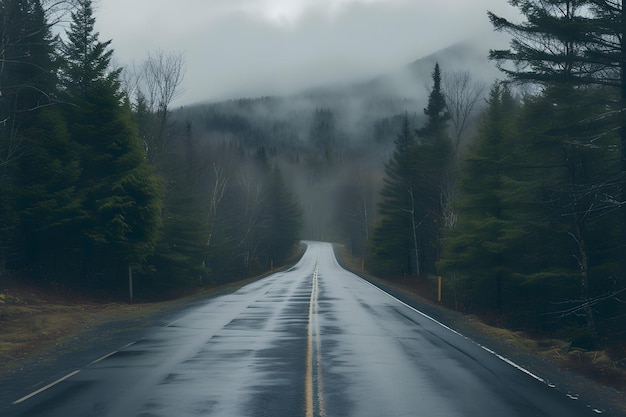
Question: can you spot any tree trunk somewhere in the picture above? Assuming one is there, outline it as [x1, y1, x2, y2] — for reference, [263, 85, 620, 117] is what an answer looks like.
[620, 0, 626, 305]
[408, 187, 420, 278]
[573, 220, 598, 343]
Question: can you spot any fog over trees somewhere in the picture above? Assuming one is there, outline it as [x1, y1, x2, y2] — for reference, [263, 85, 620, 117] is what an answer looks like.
[2, 0, 626, 354]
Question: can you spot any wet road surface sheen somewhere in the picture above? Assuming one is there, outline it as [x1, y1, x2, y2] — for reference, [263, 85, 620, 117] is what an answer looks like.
[5, 242, 606, 416]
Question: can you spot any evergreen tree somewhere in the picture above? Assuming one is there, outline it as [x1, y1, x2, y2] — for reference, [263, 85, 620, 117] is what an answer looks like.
[0, 0, 59, 276]
[60, 0, 120, 100]
[517, 86, 620, 344]
[262, 166, 302, 266]
[0, 0, 57, 126]
[440, 85, 528, 311]
[60, 0, 163, 289]
[417, 63, 450, 140]
[17, 108, 83, 278]
[414, 63, 454, 275]
[488, 1, 592, 86]
[368, 115, 420, 277]
[137, 122, 210, 293]
[488, 0, 626, 343]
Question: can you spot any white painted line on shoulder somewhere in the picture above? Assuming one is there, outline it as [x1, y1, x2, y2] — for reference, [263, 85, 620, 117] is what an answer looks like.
[359, 277, 546, 383]
[13, 370, 81, 405]
[121, 341, 137, 349]
[90, 341, 137, 365]
[165, 317, 183, 327]
[355, 275, 605, 413]
[90, 351, 118, 365]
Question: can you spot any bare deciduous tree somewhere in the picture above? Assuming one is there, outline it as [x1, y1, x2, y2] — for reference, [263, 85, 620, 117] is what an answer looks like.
[124, 50, 185, 164]
[442, 70, 486, 154]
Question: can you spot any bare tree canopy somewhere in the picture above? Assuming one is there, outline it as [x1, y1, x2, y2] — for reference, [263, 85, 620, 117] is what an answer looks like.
[442, 70, 486, 153]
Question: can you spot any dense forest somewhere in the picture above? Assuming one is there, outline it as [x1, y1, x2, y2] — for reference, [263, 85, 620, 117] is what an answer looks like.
[366, 0, 626, 352]
[0, 0, 303, 296]
[2, 0, 626, 353]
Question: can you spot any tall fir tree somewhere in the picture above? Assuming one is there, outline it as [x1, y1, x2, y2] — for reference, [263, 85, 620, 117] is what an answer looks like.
[368, 115, 421, 277]
[414, 63, 454, 276]
[489, 0, 626, 342]
[417, 63, 450, 140]
[0, 0, 60, 276]
[262, 166, 303, 266]
[440, 84, 529, 311]
[517, 85, 620, 344]
[60, 0, 163, 289]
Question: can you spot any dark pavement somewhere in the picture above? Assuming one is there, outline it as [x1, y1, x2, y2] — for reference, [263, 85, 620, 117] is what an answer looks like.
[2, 242, 608, 416]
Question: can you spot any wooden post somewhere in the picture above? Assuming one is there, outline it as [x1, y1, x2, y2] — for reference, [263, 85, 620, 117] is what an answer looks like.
[129, 265, 133, 302]
[438, 276, 442, 303]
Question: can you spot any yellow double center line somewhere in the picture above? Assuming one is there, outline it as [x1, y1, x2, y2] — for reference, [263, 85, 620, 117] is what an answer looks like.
[305, 262, 326, 417]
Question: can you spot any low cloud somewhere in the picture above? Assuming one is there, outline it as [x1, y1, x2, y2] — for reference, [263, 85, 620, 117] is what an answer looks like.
[96, 0, 520, 104]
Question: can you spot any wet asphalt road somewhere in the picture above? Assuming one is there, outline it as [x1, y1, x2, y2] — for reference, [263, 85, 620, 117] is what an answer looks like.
[3, 242, 608, 416]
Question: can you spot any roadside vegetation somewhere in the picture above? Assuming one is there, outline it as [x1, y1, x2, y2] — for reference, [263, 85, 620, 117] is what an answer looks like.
[364, 1, 626, 373]
[0, 0, 303, 299]
[336, 245, 626, 406]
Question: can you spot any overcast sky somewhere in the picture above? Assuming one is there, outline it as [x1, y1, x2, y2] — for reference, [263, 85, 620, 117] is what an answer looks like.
[95, 0, 520, 105]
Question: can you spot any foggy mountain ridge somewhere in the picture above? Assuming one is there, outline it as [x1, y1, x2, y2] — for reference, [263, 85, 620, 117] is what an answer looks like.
[171, 34, 508, 241]
[176, 34, 506, 143]
[295, 30, 509, 103]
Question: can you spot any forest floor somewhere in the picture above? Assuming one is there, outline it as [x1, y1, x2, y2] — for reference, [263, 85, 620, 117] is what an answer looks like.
[1, 247, 625, 415]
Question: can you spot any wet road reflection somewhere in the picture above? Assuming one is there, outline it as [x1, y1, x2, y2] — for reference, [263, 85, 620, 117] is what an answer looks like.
[5, 242, 605, 416]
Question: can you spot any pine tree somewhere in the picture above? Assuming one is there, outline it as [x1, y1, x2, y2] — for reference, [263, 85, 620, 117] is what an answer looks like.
[417, 63, 450, 140]
[0, 0, 59, 276]
[488, 1, 592, 86]
[60, 0, 120, 100]
[414, 63, 454, 275]
[17, 108, 83, 278]
[517, 85, 620, 345]
[440, 84, 528, 311]
[368, 115, 420, 277]
[60, 0, 163, 289]
[262, 166, 302, 266]
[488, 0, 626, 343]
[0, 0, 57, 126]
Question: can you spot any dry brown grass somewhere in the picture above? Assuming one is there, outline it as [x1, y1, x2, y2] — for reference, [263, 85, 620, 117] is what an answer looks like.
[0, 282, 175, 372]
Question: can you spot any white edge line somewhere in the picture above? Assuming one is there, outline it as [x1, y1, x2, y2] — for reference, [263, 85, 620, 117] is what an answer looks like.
[90, 341, 137, 365]
[357, 276, 604, 412]
[13, 340, 139, 406]
[358, 277, 547, 383]
[13, 370, 81, 405]
[331, 249, 600, 407]
[90, 350, 118, 365]
[166, 317, 183, 327]
[121, 341, 137, 349]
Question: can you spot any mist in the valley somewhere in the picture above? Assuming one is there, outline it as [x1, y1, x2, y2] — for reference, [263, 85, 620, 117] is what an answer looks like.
[171, 33, 503, 252]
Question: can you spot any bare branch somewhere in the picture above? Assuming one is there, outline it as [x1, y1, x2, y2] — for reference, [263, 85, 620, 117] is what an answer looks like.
[442, 70, 487, 154]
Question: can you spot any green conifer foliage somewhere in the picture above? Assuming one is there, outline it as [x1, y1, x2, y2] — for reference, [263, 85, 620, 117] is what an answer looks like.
[18, 108, 83, 276]
[417, 63, 450, 140]
[60, 0, 163, 289]
[368, 116, 419, 277]
[440, 85, 529, 311]
[0, 0, 59, 276]
[263, 166, 302, 265]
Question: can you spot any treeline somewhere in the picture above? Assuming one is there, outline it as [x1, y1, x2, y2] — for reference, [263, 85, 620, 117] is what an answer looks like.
[367, 1, 626, 350]
[0, 0, 302, 296]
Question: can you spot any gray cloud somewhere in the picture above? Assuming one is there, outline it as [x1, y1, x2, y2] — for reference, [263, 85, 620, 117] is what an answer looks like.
[96, 0, 520, 105]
